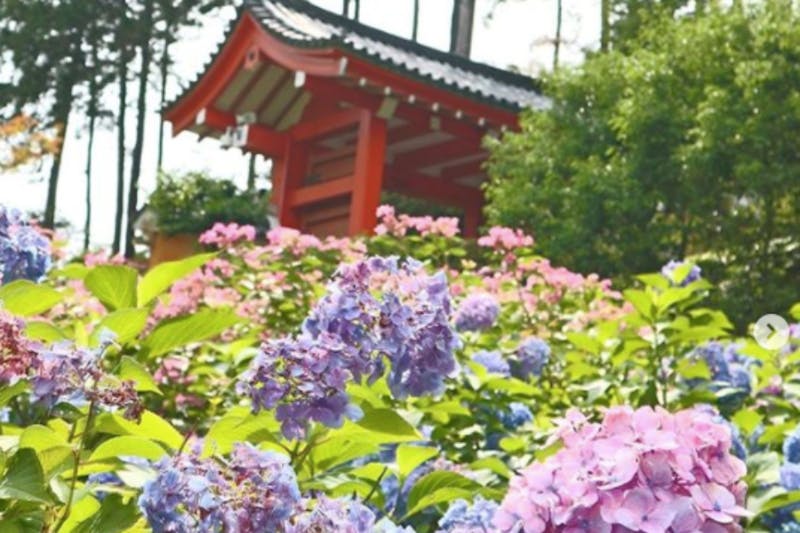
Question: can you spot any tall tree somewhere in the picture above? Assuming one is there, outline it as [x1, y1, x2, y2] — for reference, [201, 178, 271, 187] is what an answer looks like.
[125, 0, 155, 258]
[450, 0, 476, 57]
[412, 0, 421, 41]
[553, 0, 563, 69]
[112, 6, 132, 255]
[83, 20, 100, 253]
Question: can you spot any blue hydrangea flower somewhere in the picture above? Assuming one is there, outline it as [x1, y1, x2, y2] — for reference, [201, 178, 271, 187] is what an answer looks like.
[437, 496, 499, 532]
[471, 350, 510, 376]
[784, 425, 800, 464]
[780, 463, 800, 491]
[690, 342, 757, 393]
[661, 259, 701, 286]
[454, 293, 500, 332]
[0, 205, 51, 284]
[500, 402, 533, 430]
[513, 337, 550, 379]
[87, 472, 123, 501]
[139, 443, 299, 533]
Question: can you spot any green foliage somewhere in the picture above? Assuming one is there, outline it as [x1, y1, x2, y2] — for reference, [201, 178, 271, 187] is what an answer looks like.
[486, 1, 800, 329]
[147, 171, 271, 236]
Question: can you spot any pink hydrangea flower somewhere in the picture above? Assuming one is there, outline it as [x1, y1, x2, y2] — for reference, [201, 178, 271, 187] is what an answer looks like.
[495, 406, 749, 533]
[199, 222, 256, 247]
[477, 226, 534, 251]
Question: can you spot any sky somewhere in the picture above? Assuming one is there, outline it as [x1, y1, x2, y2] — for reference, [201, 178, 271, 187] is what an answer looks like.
[3, 0, 600, 251]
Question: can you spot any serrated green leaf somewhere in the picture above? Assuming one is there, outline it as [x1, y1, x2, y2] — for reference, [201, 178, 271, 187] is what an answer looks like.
[0, 381, 28, 408]
[397, 445, 438, 478]
[89, 436, 167, 462]
[25, 321, 68, 343]
[0, 280, 62, 317]
[141, 308, 240, 357]
[405, 471, 480, 518]
[0, 449, 51, 503]
[118, 356, 161, 395]
[137, 253, 216, 307]
[72, 494, 139, 533]
[84, 266, 138, 311]
[90, 308, 149, 346]
[93, 411, 183, 450]
[203, 407, 279, 456]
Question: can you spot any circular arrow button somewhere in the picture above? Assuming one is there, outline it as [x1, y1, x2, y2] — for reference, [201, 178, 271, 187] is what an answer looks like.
[753, 314, 790, 350]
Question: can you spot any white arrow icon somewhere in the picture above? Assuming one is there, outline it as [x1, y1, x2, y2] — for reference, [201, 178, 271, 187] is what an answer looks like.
[753, 314, 790, 350]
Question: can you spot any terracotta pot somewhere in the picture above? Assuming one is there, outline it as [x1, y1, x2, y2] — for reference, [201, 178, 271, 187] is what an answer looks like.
[148, 232, 199, 269]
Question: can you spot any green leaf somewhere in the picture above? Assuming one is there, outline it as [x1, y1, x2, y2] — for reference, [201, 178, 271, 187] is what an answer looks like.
[93, 410, 184, 450]
[0, 280, 62, 316]
[84, 266, 138, 311]
[350, 408, 422, 443]
[0, 449, 51, 503]
[18, 425, 73, 478]
[88, 436, 167, 462]
[396, 445, 438, 478]
[204, 407, 280, 456]
[675, 358, 711, 380]
[732, 409, 764, 436]
[141, 308, 240, 357]
[24, 321, 67, 343]
[623, 289, 654, 321]
[470, 457, 511, 478]
[90, 308, 149, 346]
[791, 302, 800, 321]
[137, 252, 216, 307]
[72, 494, 139, 533]
[0, 381, 28, 408]
[405, 471, 481, 518]
[118, 356, 161, 394]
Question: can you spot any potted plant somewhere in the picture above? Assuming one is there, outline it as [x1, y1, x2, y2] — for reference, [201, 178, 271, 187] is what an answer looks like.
[143, 171, 271, 267]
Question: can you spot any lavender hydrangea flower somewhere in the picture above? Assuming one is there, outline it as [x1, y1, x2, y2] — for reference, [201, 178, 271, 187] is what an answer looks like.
[139, 443, 300, 533]
[0, 205, 51, 284]
[513, 337, 550, 379]
[661, 259, 701, 287]
[454, 293, 500, 332]
[438, 496, 499, 533]
[471, 350, 510, 377]
[240, 257, 459, 438]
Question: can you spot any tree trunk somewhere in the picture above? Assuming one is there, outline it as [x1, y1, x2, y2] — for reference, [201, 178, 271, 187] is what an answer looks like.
[353, 0, 360, 21]
[43, 86, 73, 229]
[553, 0, 562, 70]
[600, 0, 611, 52]
[125, 0, 153, 259]
[342, 0, 350, 16]
[83, 60, 98, 252]
[412, 0, 420, 41]
[113, 27, 128, 255]
[247, 153, 257, 191]
[450, 0, 475, 58]
[156, 34, 172, 172]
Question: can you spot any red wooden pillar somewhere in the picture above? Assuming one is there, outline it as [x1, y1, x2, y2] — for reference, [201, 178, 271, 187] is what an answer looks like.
[464, 201, 482, 238]
[349, 111, 387, 234]
[275, 140, 309, 228]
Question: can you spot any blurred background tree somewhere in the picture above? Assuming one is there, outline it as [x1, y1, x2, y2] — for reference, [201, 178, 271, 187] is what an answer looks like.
[485, 0, 800, 329]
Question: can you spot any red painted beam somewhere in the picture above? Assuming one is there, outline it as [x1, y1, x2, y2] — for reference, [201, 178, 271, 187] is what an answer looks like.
[290, 107, 363, 142]
[393, 139, 482, 171]
[385, 169, 484, 208]
[441, 159, 485, 181]
[304, 77, 486, 146]
[195, 107, 236, 130]
[244, 124, 288, 157]
[289, 176, 354, 207]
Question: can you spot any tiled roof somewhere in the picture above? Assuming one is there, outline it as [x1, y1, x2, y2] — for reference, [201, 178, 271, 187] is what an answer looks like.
[243, 0, 547, 112]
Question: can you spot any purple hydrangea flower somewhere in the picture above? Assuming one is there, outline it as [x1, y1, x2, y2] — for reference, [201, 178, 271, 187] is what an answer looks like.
[139, 443, 300, 533]
[0, 205, 51, 284]
[437, 496, 499, 532]
[87, 472, 123, 501]
[471, 350, 510, 377]
[454, 293, 500, 332]
[1, 313, 142, 419]
[780, 462, 800, 491]
[513, 337, 550, 379]
[240, 257, 458, 438]
[661, 259, 701, 287]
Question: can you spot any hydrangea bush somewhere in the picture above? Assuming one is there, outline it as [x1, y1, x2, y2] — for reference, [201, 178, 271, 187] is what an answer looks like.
[0, 204, 798, 532]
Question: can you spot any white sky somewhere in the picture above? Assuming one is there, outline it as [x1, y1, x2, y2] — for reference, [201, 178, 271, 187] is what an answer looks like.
[3, 0, 600, 251]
